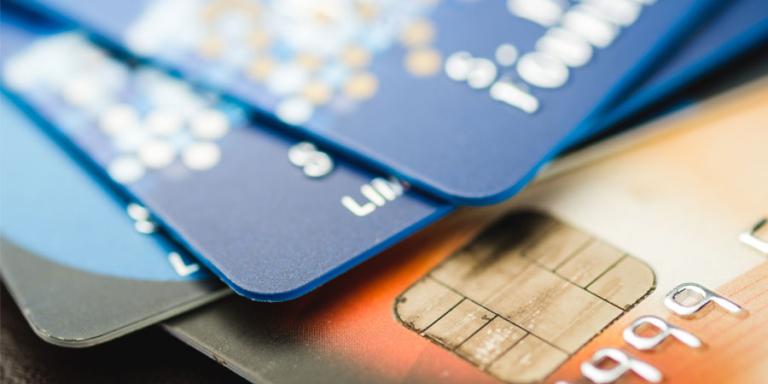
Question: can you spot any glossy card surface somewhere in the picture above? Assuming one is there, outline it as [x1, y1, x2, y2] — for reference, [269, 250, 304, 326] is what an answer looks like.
[0, 95, 227, 347]
[163, 79, 768, 384]
[18, 0, 717, 203]
[0, 13, 450, 301]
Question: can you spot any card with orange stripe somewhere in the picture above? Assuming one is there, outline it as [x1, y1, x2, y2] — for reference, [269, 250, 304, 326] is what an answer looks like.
[163, 77, 768, 383]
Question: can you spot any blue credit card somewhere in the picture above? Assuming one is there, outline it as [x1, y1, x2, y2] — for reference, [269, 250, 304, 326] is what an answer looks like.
[0, 94, 227, 346]
[15, 0, 718, 204]
[0, 10, 451, 302]
[595, 0, 768, 133]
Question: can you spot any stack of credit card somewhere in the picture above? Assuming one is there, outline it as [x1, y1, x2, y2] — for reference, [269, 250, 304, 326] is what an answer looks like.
[1, 1, 767, 383]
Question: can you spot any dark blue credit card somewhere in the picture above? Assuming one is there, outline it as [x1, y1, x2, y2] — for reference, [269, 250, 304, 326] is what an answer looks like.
[0, 12, 450, 302]
[596, 0, 768, 133]
[0, 94, 227, 347]
[16, 0, 718, 204]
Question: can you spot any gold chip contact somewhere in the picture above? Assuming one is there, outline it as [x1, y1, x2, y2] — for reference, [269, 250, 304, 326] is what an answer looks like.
[395, 211, 655, 383]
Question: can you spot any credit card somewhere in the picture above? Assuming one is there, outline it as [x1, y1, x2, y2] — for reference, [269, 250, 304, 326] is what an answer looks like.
[0, 95, 228, 347]
[552, 261, 768, 384]
[162, 78, 768, 383]
[0, 11, 450, 301]
[16, 0, 718, 204]
[592, 0, 768, 136]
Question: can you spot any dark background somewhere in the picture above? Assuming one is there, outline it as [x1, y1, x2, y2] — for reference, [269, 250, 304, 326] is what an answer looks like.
[0, 284, 245, 384]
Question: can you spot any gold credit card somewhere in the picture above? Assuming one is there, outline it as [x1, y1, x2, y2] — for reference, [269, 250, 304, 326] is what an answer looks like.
[164, 79, 768, 384]
[396, 78, 768, 383]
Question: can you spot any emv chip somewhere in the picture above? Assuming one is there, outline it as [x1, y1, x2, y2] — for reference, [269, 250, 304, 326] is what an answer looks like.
[395, 211, 655, 383]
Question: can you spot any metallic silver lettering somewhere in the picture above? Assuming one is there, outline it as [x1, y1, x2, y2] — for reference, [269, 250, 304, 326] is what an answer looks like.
[517, 51, 569, 88]
[562, 6, 619, 48]
[623, 315, 702, 350]
[739, 217, 768, 255]
[288, 141, 334, 178]
[489, 80, 539, 113]
[537, 28, 593, 67]
[371, 178, 398, 201]
[341, 196, 376, 217]
[664, 282, 743, 317]
[168, 252, 200, 277]
[581, 348, 662, 383]
[584, 0, 642, 26]
[507, 0, 567, 27]
[361, 184, 386, 207]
